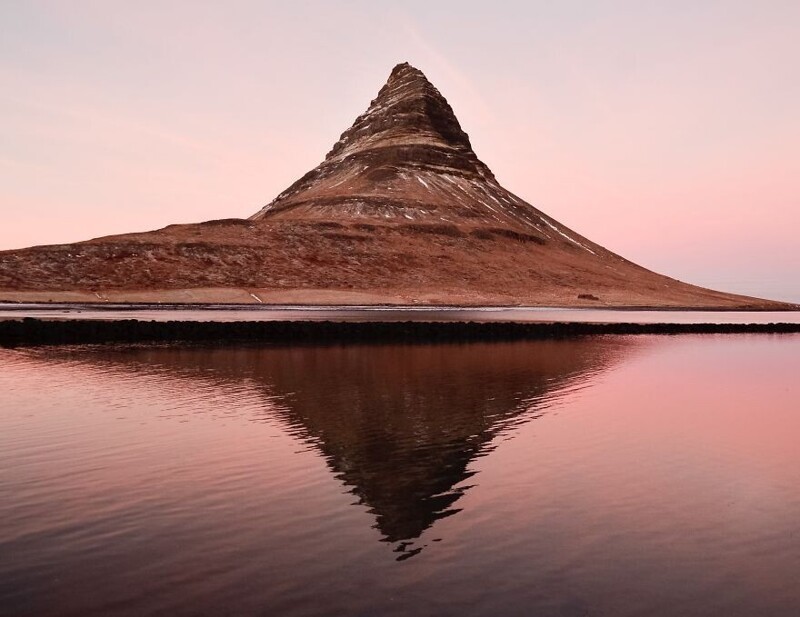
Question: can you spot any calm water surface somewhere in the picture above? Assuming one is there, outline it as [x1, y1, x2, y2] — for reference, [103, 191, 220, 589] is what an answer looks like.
[1, 303, 800, 324]
[1, 335, 799, 616]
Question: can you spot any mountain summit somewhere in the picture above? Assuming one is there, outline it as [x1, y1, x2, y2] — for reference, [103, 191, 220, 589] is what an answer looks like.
[251, 63, 605, 255]
[325, 62, 479, 162]
[252, 62, 493, 221]
[0, 64, 790, 308]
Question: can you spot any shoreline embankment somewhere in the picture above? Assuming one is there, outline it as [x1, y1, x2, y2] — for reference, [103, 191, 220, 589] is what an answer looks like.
[1, 318, 799, 348]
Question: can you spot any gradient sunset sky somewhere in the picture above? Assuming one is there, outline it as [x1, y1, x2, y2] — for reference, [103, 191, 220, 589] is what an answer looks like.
[2, 1, 798, 301]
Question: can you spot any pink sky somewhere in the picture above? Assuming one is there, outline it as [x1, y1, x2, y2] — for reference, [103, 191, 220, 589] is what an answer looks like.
[1, 1, 798, 301]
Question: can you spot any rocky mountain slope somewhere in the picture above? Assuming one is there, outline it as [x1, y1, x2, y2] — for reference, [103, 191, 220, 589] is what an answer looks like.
[0, 63, 791, 308]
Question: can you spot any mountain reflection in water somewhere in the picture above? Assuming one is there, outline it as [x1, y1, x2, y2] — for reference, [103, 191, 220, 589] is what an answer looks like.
[4, 335, 800, 617]
[39, 338, 631, 556]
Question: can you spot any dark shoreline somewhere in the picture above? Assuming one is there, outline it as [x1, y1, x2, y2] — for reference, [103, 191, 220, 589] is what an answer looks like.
[2, 318, 800, 348]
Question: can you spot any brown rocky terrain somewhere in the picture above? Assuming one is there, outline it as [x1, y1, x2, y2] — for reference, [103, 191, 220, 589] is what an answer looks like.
[0, 63, 792, 308]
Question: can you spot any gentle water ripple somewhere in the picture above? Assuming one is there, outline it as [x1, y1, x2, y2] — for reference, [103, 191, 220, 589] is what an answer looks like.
[1, 303, 800, 323]
[1, 336, 799, 616]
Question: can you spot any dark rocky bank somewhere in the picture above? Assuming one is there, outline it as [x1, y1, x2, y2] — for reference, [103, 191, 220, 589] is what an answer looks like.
[1, 318, 799, 348]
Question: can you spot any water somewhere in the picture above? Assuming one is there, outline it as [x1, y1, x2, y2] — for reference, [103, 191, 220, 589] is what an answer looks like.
[1, 335, 799, 616]
[1, 303, 799, 323]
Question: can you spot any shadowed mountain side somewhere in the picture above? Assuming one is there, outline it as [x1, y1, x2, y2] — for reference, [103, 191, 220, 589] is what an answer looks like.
[0, 63, 790, 309]
[35, 338, 637, 549]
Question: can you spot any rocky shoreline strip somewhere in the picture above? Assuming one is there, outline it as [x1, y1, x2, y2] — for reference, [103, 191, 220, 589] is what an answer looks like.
[1, 318, 799, 348]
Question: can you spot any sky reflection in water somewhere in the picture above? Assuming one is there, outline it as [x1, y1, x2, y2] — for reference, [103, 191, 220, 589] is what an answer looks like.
[1, 335, 799, 616]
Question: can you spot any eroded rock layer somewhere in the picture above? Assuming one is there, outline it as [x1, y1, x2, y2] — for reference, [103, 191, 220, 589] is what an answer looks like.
[251, 63, 602, 255]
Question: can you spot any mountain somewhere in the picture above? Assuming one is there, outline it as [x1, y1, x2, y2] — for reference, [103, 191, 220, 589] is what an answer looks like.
[0, 63, 790, 308]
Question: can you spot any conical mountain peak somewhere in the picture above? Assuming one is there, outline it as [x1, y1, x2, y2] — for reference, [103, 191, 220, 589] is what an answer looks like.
[324, 62, 477, 161]
[385, 61, 427, 86]
[251, 62, 506, 221]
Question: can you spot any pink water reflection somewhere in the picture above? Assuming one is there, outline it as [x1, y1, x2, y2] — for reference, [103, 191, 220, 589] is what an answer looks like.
[1, 334, 798, 616]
